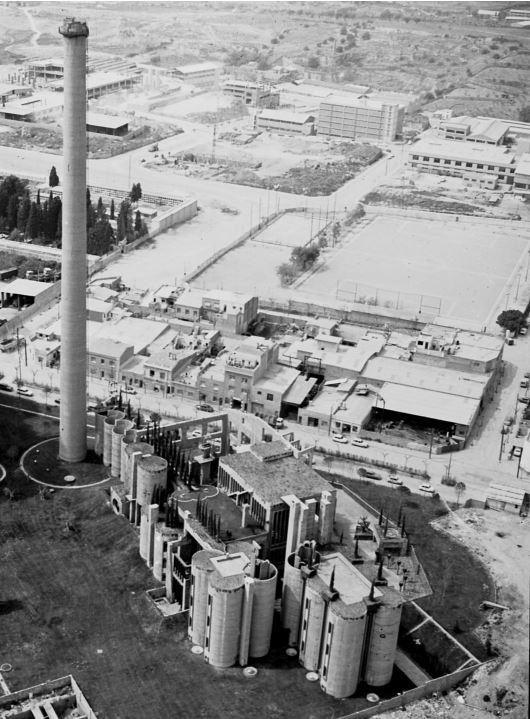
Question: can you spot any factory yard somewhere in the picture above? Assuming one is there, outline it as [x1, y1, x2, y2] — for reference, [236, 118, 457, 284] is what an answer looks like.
[299, 214, 530, 325]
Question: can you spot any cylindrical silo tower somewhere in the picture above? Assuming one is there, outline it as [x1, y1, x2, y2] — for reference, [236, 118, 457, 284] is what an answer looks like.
[94, 410, 107, 457]
[299, 582, 326, 671]
[111, 419, 134, 478]
[103, 410, 125, 467]
[189, 549, 223, 645]
[364, 589, 403, 687]
[281, 552, 306, 646]
[136, 455, 167, 508]
[320, 602, 367, 698]
[124, 441, 153, 500]
[58, 18, 89, 463]
[120, 429, 138, 486]
[206, 573, 245, 668]
[249, 560, 277, 658]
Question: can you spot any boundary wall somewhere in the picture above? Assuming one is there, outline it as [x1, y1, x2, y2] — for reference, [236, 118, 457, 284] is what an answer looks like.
[362, 204, 525, 229]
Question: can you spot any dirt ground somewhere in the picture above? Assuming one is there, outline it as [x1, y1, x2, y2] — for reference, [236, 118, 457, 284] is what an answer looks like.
[379, 508, 529, 719]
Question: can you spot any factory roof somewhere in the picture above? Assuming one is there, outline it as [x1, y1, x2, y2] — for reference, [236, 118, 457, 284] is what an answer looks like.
[321, 94, 399, 110]
[282, 375, 317, 405]
[220, 446, 332, 506]
[378, 383, 480, 426]
[175, 61, 222, 74]
[252, 364, 300, 397]
[144, 347, 196, 372]
[258, 109, 315, 124]
[487, 484, 528, 503]
[91, 316, 169, 354]
[0, 278, 50, 296]
[411, 138, 516, 166]
[88, 284, 118, 302]
[362, 356, 488, 398]
[87, 297, 113, 314]
[312, 552, 381, 606]
[333, 393, 374, 427]
[87, 336, 133, 359]
[86, 111, 129, 129]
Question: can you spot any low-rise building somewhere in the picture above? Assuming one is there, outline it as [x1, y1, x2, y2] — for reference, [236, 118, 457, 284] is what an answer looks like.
[87, 296, 113, 322]
[173, 61, 222, 86]
[408, 138, 516, 186]
[436, 116, 508, 145]
[86, 111, 129, 136]
[514, 153, 530, 196]
[159, 287, 258, 335]
[256, 109, 315, 135]
[223, 80, 280, 108]
[87, 337, 134, 382]
[412, 325, 504, 374]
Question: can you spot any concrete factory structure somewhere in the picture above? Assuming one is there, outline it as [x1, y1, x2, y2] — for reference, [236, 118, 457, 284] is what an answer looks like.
[58, 17, 89, 463]
[282, 542, 403, 698]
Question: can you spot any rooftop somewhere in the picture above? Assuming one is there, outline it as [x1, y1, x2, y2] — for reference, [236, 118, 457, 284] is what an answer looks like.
[362, 356, 488, 398]
[515, 152, 530, 177]
[378, 383, 480, 426]
[90, 316, 169, 354]
[487, 483, 528, 502]
[252, 364, 300, 395]
[258, 109, 315, 124]
[86, 111, 129, 129]
[87, 336, 133, 359]
[321, 95, 400, 111]
[175, 61, 222, 74]
[313, 552, 381, 605]
[410, 137, 516, 165]
[220, 446, 332, 506]
[0, 278, 50, 297]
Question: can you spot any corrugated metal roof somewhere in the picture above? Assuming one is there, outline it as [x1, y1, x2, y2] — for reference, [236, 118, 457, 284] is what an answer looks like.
[487, 484, 527, 503]
[282, 375, 317, 405]
[378, 383, 479, 426]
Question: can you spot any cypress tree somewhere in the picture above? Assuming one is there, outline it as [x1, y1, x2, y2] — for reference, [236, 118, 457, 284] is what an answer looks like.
[6, 194, 18, 231]
[49, 165, 59, 187]
[25, 201, 40, 239]
[16, 192, 31, 231]
[110, 198, 115, 220]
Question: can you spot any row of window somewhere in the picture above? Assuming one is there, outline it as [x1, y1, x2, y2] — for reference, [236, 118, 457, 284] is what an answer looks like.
[411, 155, 515, 174]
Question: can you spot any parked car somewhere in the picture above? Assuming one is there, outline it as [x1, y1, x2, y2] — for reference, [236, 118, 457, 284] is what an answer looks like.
[518, 396, 530, 404]
[122, 386, 137, 394]
[520, 327, 527, 336]
[0, 338, 17, 352]
[332, 434, 348, 444]
[419, 484, 435, 494]
[520, 379, 529, 389]
[17, 386, 34, 396]
[358, 467, 382, 480]
[388, 475, 403, 485]
[195, 403, 215, 413]
[0, 382, 14, 392]
[351, 438, 369, 448]
[513, 446, 523, 458]
[274, 417, 285, 429]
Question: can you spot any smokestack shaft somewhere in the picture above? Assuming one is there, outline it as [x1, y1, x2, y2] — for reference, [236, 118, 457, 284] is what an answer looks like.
[59, 19, 89, 462]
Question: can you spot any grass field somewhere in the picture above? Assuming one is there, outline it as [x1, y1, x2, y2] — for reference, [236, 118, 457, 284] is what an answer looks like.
[300, 215, 530, 324]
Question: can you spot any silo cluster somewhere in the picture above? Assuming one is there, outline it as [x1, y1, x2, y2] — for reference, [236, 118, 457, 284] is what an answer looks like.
[281, 543, 403, 699]
[188, 551, 277, 668]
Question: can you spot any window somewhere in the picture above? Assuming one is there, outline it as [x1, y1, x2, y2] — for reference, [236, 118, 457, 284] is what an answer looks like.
[160, 372, 166, 380]
[149, 370, 155, 377]
[488, 165, 494, 171]
[185, 309, 190, 315]
[100, 358, 105, 364]
[465, 162, 472, 168]
[422, 156, 430, 161]
[444, 159, 451, 165]
[266, 393, 274, 401]
[257, 390, 262, 395]
[412, 155, 419, 161]
[455, 161, 462, 166]
[433, 158, 440, 163]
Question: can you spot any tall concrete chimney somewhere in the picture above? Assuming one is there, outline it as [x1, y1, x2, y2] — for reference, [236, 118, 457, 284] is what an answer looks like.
[58, 18, 89, 462]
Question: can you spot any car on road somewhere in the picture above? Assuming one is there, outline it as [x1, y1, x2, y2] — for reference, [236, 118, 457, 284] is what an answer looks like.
[419, 484, 435, 494]
[274, 417, 285, 429]
[388, 475, 403, 485]
[122, 386, 137, 394]
[332, 434, 348, 444]
[195, 403, 215, 413]
[351, 438, 369, 448]
[17, 386, 34, 396]
[358, 467, 382, 480]
[0, 382, 14, 392]
[513, 446, 523, 458]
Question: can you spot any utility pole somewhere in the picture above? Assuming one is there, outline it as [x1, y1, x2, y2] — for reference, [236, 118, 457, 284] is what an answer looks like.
[498, 429, 505, 462]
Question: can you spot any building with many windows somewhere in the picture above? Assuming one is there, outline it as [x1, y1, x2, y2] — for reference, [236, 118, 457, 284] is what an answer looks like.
[256, 109, 315, 135]
[408, 138, 516, 186]
[514, 153, 530, 196]
[222, 79, 280, 108]
[317, 96, 403, 142]
[173, 61, 222, 86]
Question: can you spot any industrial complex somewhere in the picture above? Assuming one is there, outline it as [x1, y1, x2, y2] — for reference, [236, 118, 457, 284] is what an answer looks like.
[0, 5, 529, 719]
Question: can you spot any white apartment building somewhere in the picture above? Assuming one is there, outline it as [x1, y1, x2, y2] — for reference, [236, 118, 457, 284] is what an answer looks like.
[317, 96, 403, 143]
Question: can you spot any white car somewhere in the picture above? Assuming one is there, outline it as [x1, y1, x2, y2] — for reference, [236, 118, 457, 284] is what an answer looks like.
[388, 475, 403, 486]
[17, 386, 34, 396]
[332, 434, 348, 444]
[351, 438, 369, 448]
[419, 484, 435, 494]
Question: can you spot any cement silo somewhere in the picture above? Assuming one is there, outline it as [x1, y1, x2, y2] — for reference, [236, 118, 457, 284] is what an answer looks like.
[206, 572, 245, 668]
[103, 410, 125, 467]
[111, 419, 134, 478]
[120, 429, 138, 485]
[320, 602, 367, 698]
[189, 549, 223, 645]
[136, 455, 167, 508]
[364, 589, 403, 687]
[94, 410, 107, 457]
[281, 551, 309, 646]
[123, 441, 153, 499]
[248, 560, 277, 659]
[58, 18, 89, 463]
[299, 583, 326, 672]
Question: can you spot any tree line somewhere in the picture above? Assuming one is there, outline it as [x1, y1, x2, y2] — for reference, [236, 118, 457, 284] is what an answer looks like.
[0, 170, 147, 257]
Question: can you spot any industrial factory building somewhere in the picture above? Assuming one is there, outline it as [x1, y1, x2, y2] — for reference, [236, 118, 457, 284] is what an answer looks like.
[282, 543, 403, 698]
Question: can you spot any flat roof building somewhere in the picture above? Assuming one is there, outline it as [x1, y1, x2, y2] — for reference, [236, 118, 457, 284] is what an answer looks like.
[86, 111, 129, 136]
[317, 95, 404, 143]
[409, 138, 516, 185]
[256, 109, 315, 135]
[174, 61, 222, 86]
[514, 152, 530, 196]
[223, 79, 280, 108]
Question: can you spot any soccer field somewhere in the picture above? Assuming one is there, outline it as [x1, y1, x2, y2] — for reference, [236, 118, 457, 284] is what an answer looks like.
[299, 215, 530, 324]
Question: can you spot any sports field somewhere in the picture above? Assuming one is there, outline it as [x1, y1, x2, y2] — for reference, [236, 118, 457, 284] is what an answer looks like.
[299, 215, 530, 324]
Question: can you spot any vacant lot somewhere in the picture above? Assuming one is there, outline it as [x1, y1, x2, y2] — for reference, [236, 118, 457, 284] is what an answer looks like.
[299, 214, 530, 324]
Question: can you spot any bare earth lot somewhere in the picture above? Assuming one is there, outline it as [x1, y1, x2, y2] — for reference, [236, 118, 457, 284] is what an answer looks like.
[299, 215, 530, 324]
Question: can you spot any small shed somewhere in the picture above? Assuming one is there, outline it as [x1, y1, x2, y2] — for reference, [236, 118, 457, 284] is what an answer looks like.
[486, 483, 529, 515]
[86, 111, 129, 136]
